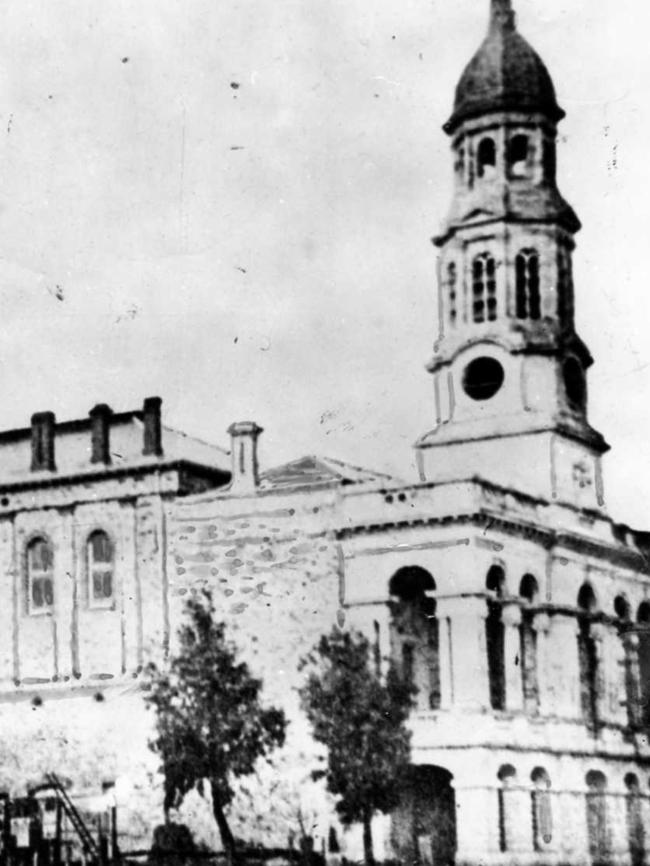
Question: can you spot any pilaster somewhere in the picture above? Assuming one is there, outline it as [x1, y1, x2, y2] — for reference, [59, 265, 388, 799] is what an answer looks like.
[545, 611, 581, 720]
[532, 611, 551, 716]
[438, 596, 489, 711]
[502, 603, 523, 713]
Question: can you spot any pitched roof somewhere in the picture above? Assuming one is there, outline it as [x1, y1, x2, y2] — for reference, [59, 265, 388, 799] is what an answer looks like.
[0, 413, 229, 487]
[259, 455, 396, 492]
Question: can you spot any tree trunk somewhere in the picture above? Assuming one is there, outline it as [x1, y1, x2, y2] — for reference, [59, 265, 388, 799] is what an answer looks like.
[362, 808, 375, 866]
[210, 781, 238, 866]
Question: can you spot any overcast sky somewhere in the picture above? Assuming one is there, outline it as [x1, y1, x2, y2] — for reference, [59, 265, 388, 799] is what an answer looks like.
[0, 0, 647, 526]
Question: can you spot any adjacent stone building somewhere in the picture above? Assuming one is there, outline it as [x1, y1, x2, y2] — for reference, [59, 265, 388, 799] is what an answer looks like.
[0, 1, 649, 864]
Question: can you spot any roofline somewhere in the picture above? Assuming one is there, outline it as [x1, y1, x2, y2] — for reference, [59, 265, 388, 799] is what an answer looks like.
[336, 508, 647, 574]
[0, 459, 230, 496]
[0, 410, 143, 444]
[444, 101, 565, 137]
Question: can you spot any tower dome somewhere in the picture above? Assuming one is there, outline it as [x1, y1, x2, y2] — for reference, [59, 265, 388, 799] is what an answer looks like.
[445, 0, 564, 134]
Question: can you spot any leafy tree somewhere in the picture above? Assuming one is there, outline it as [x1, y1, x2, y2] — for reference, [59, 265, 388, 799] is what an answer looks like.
[300, 627, 416, 866]
[144, 591, 287, 865]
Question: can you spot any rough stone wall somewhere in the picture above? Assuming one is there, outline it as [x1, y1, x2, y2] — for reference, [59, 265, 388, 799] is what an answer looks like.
[166, 485, 344, 851]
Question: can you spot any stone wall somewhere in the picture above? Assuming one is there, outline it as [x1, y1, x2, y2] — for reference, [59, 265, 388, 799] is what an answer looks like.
[166, 485, 344, 851]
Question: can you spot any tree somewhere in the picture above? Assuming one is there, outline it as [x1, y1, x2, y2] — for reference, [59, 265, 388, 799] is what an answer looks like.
[299, 627, 416, 866]
[144, 591, 287, 865]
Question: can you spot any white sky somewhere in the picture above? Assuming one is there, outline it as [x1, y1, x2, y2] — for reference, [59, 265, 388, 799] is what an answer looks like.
[0, 0, 648, 526]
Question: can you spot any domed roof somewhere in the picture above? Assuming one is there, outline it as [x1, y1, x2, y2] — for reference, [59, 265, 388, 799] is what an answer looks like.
[445, 0, 564, 134]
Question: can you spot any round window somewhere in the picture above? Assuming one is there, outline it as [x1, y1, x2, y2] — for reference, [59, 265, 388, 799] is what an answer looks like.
[563, 357, 585, 408]
[462, 357, 505, 401]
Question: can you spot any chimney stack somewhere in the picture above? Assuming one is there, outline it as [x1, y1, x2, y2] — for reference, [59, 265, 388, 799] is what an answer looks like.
[89, 403, 113, 465]
[30, 412, 56, 472]
[227, 422, 263, 493]
[142, 396, 163, 457]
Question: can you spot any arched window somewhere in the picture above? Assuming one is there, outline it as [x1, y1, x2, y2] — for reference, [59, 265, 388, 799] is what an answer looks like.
[389, 567, 440, 712]
[87, 530, 115, 607]
[447, 263, 458, 325]
[578, 585, 599, 728]
[625, 774, 645, 866]
[519, 574, 539, 604]
[26, 537, 54, 613]
[486, 566, 506, 711]
[497, 765, 517, 852]
[477, 137, 496, 179]
[585, 771, 609, 865]
[637, 602, 650, 727]
[472, 253, 497, 323]
[531, 768, 553, 850]
[515, 249, 541, 320]
[508, 134, 529, 178]
[615, 595, 631, 622]
[520, 575, 539, 714]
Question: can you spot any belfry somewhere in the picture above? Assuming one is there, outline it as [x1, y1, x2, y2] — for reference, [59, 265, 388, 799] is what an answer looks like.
[416, 0, 608, 513]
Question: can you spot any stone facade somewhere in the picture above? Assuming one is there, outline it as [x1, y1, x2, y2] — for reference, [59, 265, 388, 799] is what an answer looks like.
[0, 2, 648, 865]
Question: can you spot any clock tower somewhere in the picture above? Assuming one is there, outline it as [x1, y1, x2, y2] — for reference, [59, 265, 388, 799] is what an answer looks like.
[416, 0, 608, 511]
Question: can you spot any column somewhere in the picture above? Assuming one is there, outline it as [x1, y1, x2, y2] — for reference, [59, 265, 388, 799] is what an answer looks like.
[545, 611, 581, 720]
[608, 785, 632, 866]
[438, 596, 490, 711]
[591, 621, 627, 728]
[533, 611, 551, 716]
[502, 603, 523, 713]
[434, 598, 457, 710]
[557, 786, 589, 864]
[453, 782, 497, 863]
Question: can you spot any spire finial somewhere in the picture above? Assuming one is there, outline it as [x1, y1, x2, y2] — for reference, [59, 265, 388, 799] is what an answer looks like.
[490, 0, 516, 32]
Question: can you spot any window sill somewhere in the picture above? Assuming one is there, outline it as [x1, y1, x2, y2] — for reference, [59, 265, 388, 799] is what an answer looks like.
[25, 608, 54, 618]
[87, 600, 117, 612]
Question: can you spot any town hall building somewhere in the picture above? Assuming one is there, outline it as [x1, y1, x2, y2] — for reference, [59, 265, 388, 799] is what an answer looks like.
[0, 1, 648, 864]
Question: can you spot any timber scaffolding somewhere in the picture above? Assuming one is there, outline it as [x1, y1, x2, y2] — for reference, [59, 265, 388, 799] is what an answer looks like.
[0, 773, 119, 866]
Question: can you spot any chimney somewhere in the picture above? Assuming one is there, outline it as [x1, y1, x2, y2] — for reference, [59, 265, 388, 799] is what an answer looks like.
[89, 403, 113, 465]
[227, 422, 263, 493]
[142, 396, 163, 457]
[30, 412, 56, 472]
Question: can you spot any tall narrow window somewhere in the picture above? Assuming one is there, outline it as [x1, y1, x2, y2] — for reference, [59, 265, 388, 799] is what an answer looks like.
[520, 575, 540, 715]
[543, 139, 556, 183]
[477, 137, 496, 179]
[486, 566, 506, 711]
[531, 768, 553, 850]
[473, 253, 497, 323]
[637, 603, 650, 727]
[625, 774, 645, 866]
[389, 567, 440, 712]
[557, 248, 574, 325]
[455, 145, 466, 182]
[577, 584, 599, 728]
[585, 771, 609, 866]
[447, 263, 458, 325]
[515, 250, 541, 320]
[508, 134, 529, 178]
[26, 537, 54, 613]
[614, 596, 639, 728]
[87, 530, 115, 607]
[497, 765, 517, 852]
